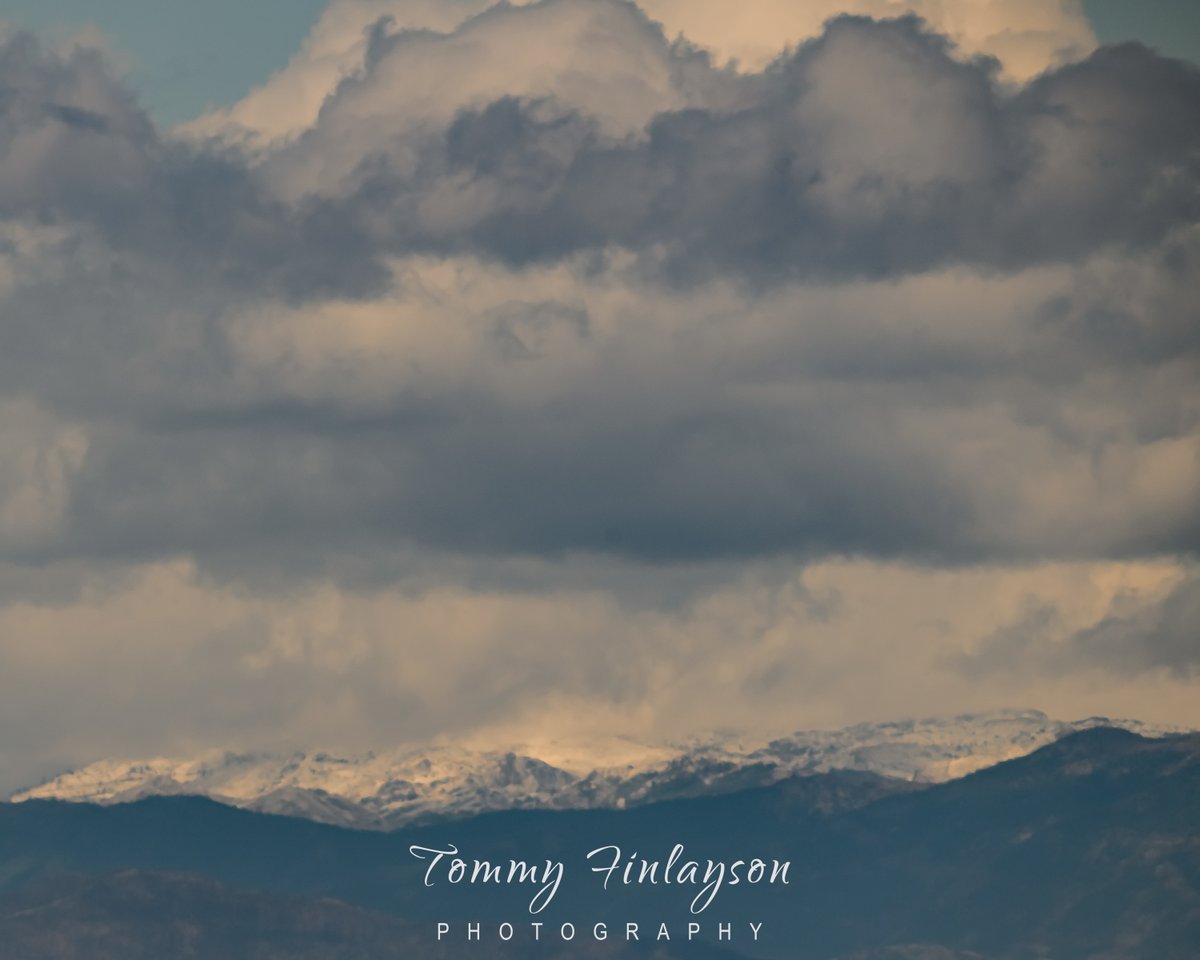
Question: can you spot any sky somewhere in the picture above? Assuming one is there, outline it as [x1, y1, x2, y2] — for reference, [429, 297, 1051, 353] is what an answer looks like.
[0, 0, 1197, 795]
[0, 0, 331, 124]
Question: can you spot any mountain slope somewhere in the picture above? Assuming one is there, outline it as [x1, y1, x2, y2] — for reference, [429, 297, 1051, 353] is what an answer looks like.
[0, 871, 748, 960]
[1, 728, 1196, 959]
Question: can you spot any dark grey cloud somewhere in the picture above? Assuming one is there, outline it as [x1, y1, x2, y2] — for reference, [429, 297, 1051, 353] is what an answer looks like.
[307, 16, 1200, 281]
[0, 34, 387, 302]
[956, 571, 1200, 681]
[0, 6, 1196, 577]
[1065, 573, 1200, 678]
[6, 14, 1200, 289]
[2, 0, 1198, 802]
[954, 602, 1062, 680]
[54, 397, 967, 565]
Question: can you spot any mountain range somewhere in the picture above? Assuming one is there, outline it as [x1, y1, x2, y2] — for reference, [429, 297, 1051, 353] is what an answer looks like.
[8, 709, 1180, 829]
[1, 722, 1197, 959]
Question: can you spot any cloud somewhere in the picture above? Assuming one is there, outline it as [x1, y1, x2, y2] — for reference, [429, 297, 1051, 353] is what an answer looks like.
[241, 12, 1200, 281]
[0, 16, 1196, 574]
[956, 565, 1200, 681]
[1, 556, 1195, 796]
[178, 0, 502, 146]
[0, 399, 87, 552]
[5, 241, 1192, 570]
[246, 0, 753, 201]
[0, 35, 391, 302]
[182, 0, 1096, 147]
[1065, 572, 1200, 678]
[640, 0, 1097, 77]
[0, 2, 1196, 784]
[10, 12, 1200, 281]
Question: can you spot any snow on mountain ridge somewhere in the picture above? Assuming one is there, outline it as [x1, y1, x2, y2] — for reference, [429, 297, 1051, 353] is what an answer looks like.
[10, 710, 1183, 830]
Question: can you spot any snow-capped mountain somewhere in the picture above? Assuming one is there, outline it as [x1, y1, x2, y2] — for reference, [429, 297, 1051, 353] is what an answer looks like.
[8, 710, 1182, 830]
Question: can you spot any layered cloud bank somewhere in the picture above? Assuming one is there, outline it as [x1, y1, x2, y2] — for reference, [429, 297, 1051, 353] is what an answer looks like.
[0, 0, 1196, 792]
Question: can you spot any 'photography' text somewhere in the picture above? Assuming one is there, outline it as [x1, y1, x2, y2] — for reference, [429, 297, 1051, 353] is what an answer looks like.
[409, 841, 790, 944]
